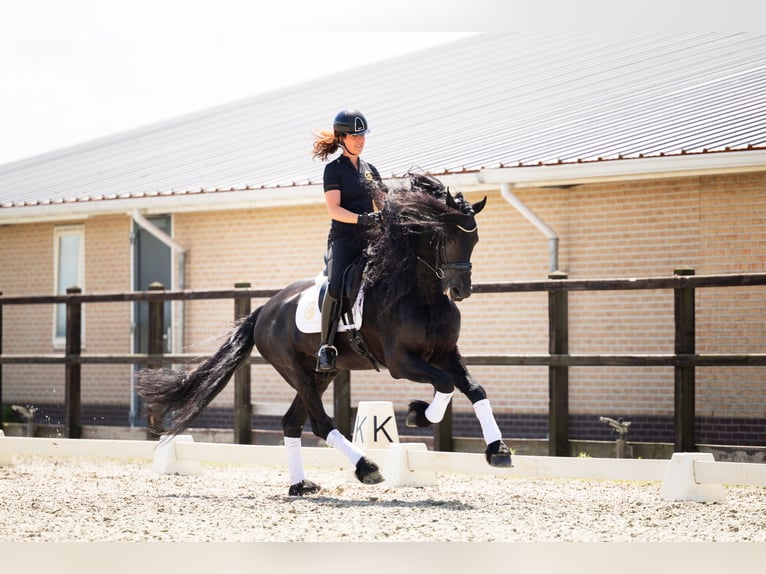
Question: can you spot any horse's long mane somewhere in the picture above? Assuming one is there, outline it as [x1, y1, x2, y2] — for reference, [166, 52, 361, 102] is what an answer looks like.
[363, 175, 475, 310]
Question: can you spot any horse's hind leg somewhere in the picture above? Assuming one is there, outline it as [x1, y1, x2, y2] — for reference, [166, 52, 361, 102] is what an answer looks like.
[301, 379, 384, 486]
[282, 395, 321, 496]
[281, 371, 384, 488]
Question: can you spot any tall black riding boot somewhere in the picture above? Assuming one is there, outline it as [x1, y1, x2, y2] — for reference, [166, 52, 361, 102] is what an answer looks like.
[316, 293, 341, 372]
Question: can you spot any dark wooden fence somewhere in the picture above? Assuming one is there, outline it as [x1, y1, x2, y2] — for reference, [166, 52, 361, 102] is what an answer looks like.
[2, 270, 766, 455]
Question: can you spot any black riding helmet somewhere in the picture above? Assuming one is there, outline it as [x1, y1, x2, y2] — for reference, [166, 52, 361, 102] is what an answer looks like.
[333, 109, 371, 136]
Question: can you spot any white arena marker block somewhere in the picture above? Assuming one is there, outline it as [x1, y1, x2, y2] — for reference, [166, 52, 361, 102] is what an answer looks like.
[352, 401, 399, 448]
[152, 435, 203, 476]
[383, 443, 437, 488]
[660, 453, 727, 503]
[0, 429, 13, 467]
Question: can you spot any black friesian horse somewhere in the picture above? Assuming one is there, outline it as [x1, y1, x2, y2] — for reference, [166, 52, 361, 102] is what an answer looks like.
[137, 175, 511, 496]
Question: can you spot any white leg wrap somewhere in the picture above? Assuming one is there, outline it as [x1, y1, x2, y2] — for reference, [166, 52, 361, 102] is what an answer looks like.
[284, 436, 305, 485]
[473, 399, 502, 445]
[326, 429, 364, 465]
[425, 391, 454, 423]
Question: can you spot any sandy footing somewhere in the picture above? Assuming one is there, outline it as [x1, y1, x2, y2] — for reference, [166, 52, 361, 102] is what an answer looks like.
[2, 455, 765, 542]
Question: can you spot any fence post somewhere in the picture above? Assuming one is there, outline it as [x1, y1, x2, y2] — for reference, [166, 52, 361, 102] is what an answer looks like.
[548, 271, 569, 456]
[333, 369, 352, 440]
[146, 282, 165, 439]
[233, 282, 252, 445]
[674, 268, 696, 452]
[434, 402, 454, 452]
[65, 287, 82, 439]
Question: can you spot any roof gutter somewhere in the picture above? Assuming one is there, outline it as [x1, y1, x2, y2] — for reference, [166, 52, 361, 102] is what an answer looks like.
[0, 184, 323, 224]
[132, 210, 185, 256]
[500, 183, 559, 273]
[479, 149, 766, 188]
[1, 150, 764, 224]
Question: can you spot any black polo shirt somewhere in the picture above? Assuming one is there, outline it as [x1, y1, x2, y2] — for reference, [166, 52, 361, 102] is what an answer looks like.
[323, 154, 381, 238]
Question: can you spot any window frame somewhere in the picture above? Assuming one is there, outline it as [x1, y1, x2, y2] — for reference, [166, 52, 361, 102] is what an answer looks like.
[53, 225, 85, 348]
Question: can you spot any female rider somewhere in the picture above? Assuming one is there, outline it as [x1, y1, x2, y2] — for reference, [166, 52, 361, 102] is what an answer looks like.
[311, 109, 383, 371]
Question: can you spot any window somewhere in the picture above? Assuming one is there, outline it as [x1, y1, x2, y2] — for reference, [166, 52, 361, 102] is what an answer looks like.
[54, 226, 84, 344]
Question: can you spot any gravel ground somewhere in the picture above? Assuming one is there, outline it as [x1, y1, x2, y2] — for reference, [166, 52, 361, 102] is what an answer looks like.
[2, 455, 765, 543]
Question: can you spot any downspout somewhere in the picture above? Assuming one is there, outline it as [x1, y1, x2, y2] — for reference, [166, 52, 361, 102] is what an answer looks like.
[500, 182, 559, 272]
[131, 210, 187, 353]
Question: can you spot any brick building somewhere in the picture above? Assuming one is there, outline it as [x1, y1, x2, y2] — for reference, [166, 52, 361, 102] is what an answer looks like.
[1, 34, 765, 446]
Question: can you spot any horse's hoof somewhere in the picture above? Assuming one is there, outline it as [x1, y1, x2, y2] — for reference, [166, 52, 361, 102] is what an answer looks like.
[355, 457, 385, 485]
[405, 400, 432, 428]
[288, 479, 322, 496]
[485, 440, 513, 468]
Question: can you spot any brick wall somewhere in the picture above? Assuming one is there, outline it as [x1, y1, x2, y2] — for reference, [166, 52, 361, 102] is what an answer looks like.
[0, 216, 133, 415]
[1, 171, 765, 444]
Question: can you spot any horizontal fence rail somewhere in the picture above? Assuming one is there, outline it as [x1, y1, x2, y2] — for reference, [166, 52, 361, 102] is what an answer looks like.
[3, 353, 766, 367]
[1, 271, 766, 453]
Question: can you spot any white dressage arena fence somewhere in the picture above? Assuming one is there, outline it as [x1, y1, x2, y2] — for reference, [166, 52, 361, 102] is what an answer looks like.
[2, 429, 765, 503]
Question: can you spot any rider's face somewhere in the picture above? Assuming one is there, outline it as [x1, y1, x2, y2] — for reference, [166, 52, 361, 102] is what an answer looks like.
[342, 134, 365, 156]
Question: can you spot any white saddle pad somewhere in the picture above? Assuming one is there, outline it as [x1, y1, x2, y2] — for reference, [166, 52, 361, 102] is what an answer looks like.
[295, 272, 365, 334]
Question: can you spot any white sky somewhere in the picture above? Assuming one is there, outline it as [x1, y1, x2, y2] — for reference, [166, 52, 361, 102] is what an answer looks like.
[1, 1, 760, 166]
[0, 1, 480, 165]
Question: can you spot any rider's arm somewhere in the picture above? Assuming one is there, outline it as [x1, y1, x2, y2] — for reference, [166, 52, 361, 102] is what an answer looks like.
[324, 189, 367, 224]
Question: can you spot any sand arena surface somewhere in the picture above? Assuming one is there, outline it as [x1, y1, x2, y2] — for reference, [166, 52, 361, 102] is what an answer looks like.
[2, 455, 766, 542]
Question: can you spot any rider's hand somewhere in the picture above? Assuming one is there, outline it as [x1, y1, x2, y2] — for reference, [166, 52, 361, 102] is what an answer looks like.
[357, 212, 382, 226]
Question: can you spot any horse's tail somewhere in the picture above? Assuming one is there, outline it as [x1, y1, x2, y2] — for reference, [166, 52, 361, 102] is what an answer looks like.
[136, 306, 262, 438]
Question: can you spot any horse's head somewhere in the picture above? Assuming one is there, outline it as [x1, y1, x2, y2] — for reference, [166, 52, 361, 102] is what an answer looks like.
[365, 177, 487, 307]
[416, 190, 487, 302]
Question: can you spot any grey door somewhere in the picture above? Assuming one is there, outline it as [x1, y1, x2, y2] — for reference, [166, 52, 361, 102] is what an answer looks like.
[131, 215, 172, 425]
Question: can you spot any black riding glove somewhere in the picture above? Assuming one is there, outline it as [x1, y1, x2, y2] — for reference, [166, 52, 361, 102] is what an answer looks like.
[357, 212, 381, 226]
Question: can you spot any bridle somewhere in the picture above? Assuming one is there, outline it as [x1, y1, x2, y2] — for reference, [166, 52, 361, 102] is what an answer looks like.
[416, 223, 476, 283]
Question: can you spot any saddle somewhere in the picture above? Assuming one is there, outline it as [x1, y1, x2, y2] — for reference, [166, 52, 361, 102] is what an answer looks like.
[317, 256, 365, 320]
[295, 257, 380, 371]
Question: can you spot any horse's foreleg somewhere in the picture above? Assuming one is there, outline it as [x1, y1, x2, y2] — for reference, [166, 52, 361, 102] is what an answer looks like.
[389, 351, 457, 427]
[471, 398, 512, 467]
[448, 353, 513, 468]
[406, 391, 454, 428]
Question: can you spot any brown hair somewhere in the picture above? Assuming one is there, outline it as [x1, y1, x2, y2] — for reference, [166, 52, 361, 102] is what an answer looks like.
[312, 129, 343, 161]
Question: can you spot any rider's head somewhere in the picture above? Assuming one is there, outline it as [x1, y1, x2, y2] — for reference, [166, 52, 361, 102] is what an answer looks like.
[334, 109, 370, 158]
[312, 109, 371, 161]
[333, 109, 370, 137]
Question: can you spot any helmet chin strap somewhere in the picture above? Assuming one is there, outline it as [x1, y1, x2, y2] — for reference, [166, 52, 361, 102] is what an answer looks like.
[338, 136, 360, 159]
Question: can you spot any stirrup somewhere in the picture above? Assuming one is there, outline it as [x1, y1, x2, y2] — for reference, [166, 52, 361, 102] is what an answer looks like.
[316, 344, 338, 372]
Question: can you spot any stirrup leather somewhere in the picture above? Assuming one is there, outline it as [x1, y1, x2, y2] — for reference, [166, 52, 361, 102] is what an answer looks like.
[316, 292, 341, 371]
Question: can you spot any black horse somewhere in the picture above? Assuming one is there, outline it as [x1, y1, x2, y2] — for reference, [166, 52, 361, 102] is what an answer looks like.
[137, 175, 511, 496]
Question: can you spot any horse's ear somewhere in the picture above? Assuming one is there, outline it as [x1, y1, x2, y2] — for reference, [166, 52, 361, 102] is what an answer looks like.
[472, 196, 487, 214]
[446, 190, 459, 210]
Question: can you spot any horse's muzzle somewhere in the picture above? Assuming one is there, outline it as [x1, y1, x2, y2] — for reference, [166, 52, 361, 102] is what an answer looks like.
[447, 276, 472, 302]
[449, 285, 471, 301]
[444, 262, 473, 302]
